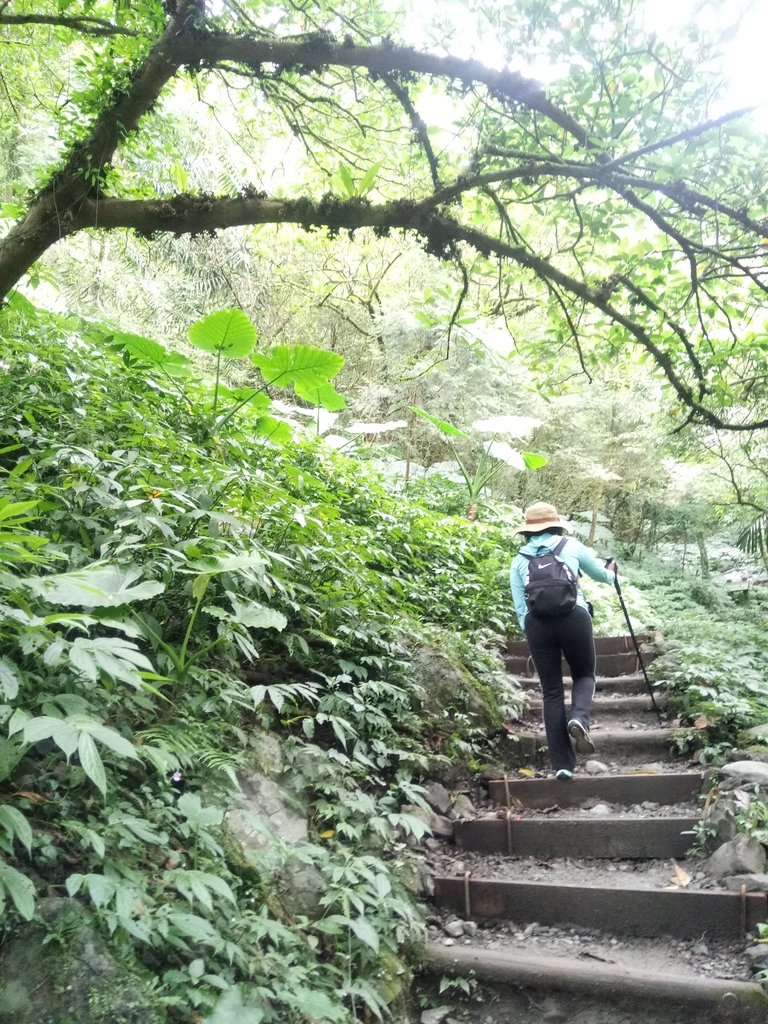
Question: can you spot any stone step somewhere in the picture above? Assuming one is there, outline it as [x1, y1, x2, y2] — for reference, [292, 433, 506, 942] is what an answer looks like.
[453, 815, 698, 859]
[526, 693, 668, 715]
[432, 875, 768, 938]
[531, 726, 689, 760]
[422, 943, 768, 1024]
[487, 771, 706, 809]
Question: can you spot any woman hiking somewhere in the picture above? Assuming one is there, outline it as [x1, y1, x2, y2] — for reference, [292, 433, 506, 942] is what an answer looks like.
[510, 502, 618, 779]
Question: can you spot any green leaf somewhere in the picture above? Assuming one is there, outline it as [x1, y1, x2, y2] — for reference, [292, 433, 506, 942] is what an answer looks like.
[110, 812, 163, 843]
[0, 499, 39, 525]
[78, 732, 107, 795]
[279, 986, 346, 1021]
[23, 716, 79, 757]
[77, 720, 139, 760]
[253, 416, 293, 444]
[0, 658, 20, 700]
[293, 379, 347, 412]
[167, 911, 222, 946]
[0, 859, 35, 920]
[0, 805, 32, 853]
[80, 827, 106, 859]
[85, 872, 116, 909]
[188, 309, 257, 358]
[0, 738, 24, 783]
[410, 407, 468, 437]
[206, 987, 265, 1024]
[23, 563, 165, 608]
[115, 331, 168, 364]
[177, 792, 224, 828]
[228, 597, 287, 631]
[349, 916, 380, 952]
[337, 163, 356, 197]
[65, 873, 85, 897]
[184, 553, 264, 575]
[69, 636, 154, 687]
[192, 574, 212, 601]
[168, 869, 236, 909]
[358, 161, 382, 196]
[118, 333, 191, 378]
[252, 345, 344, 390]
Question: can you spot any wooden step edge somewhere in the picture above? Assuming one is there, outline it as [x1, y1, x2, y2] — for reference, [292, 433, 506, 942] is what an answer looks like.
[432, 875, 768, 939]
[422, 942, 768, 1022]
[527, 693, 669, 706]
[531, 726, 690, 747]
[520, 673, 660, 689]
[487, 771, 706, 809]
[454, 815, 698, 858]
[525, 700, 668, 718]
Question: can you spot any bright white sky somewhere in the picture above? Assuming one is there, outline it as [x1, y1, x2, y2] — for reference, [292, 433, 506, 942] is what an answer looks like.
[409, 0, 768, 132]
[642, 0, 768, 127]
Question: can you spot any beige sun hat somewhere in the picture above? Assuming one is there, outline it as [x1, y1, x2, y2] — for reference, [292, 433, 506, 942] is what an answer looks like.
[514, 501, 570, 534]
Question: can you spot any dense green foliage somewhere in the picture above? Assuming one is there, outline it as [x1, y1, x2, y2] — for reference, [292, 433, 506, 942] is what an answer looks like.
[0, 298, 522, 1021]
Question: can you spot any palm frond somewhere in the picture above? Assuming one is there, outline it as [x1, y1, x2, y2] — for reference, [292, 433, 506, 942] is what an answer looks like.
[736, 513, 768, 556]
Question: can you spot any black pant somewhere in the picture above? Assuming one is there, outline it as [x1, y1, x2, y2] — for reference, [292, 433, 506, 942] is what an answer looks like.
[525, 605, 596, 771]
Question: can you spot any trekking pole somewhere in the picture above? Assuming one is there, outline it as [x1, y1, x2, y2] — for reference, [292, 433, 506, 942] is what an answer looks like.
[605, 559, 663, 724]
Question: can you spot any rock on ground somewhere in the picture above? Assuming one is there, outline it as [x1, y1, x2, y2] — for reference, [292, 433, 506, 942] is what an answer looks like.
[719, 761, 768, 786]
[704, 835, 766, 879]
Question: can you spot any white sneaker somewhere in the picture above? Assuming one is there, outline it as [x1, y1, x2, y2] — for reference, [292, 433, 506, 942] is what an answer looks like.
[567, 718, 596, 755]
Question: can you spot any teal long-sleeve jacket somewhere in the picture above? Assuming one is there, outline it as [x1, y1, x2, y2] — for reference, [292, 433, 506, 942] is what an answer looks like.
[510, 531, 616, 630]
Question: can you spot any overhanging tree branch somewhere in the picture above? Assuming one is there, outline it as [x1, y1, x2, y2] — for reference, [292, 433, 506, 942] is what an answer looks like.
[51, 189, 766, 431]
[2, 2, 767, 434]
[0, 13, 138, 37]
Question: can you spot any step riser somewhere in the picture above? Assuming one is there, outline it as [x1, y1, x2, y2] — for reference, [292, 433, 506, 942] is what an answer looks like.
[527, 696, 668, 715]
[507, 652, 656, 678]
[433, 877, 768, 939]
[454, 817, 697, 858]
[521, 675, 655, 695]
[488, 772, 705, 809]
[423, 944, 768, 1024]
[505, 635, 654, 657]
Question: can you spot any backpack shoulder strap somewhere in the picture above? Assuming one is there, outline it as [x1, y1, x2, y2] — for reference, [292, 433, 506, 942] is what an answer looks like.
[552, 537, 569, 556]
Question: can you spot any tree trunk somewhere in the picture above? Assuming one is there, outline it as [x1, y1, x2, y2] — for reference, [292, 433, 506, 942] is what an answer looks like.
[697, 533, 709, 579]
[467, 502, 478, 521]
[588, 485, 602, 547]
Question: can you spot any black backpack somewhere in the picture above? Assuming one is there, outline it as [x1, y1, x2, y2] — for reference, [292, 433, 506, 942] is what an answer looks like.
[521, 538, 578, 619]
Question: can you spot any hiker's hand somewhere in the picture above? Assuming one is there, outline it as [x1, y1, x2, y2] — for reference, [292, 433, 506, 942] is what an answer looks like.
[606, 559, 618, 575]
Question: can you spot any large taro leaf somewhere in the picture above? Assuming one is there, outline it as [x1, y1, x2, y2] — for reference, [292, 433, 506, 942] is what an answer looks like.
[293, 379, 346, 412]
[188, 308, 257, 359]
[252, 345, 344, 390]
[114, 331, 191, 377]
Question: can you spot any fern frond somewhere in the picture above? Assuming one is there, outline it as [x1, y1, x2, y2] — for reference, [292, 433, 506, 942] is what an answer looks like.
[137, 724, 200, 755]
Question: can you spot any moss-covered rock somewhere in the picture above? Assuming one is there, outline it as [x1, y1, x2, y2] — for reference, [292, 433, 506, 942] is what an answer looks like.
[411, 645, 500, 727]
[0, 898, 167, 1024]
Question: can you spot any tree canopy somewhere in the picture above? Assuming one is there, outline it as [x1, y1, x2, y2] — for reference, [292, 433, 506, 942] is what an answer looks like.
[1, 0, 767, 430]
